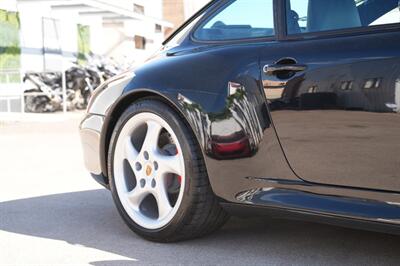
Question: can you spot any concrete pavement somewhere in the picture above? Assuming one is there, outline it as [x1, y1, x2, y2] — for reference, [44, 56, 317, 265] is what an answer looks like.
[0, 113, 399, 265]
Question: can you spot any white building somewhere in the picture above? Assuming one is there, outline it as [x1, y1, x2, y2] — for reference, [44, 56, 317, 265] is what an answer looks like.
[162, 0, 208, 37]
[183, 0, 209, 19]
[1, 0, 172, 73]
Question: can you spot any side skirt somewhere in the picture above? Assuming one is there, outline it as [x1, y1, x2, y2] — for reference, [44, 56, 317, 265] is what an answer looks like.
[221, 202, 400, 236]
[224, 177, 400, 232]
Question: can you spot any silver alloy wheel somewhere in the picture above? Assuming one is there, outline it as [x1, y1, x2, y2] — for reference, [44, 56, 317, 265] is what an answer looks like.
[113, 112, 185, 230]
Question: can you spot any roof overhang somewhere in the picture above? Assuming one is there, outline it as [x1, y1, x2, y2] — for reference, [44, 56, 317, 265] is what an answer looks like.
[17, 0, 173, 28]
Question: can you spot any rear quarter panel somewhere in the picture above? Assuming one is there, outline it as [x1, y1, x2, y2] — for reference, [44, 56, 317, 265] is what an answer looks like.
[119, 43, 299, 202]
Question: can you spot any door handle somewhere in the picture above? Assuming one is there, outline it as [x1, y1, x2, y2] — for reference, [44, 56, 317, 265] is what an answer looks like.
[263, 64, 307, 75]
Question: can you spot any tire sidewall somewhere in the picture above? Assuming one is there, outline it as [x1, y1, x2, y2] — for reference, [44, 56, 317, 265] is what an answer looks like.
[108, 100, 198, 239]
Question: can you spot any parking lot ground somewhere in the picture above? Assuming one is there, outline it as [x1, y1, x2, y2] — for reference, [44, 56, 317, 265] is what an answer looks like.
[1, 113, 400, 266]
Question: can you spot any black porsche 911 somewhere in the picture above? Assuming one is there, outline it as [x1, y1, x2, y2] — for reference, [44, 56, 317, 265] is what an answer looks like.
[80, 0, 400, 242]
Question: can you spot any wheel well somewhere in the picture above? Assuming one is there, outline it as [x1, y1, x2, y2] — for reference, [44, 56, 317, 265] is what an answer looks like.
[101, 91, 189, 179]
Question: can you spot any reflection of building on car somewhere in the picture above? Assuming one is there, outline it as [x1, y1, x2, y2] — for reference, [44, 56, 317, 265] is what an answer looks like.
[267, 66, 400, 113]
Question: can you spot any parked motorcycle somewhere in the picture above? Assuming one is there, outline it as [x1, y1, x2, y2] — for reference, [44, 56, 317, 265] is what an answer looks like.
[23, 58, 120, 113]
[23, 72, 64, 113]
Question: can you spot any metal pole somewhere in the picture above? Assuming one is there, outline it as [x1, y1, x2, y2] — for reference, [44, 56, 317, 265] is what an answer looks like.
[42, 18, 46, 71]
[20, 69, 24, 113]
[61, 59, 67, 114]
[7, 98, 11, 113]
[21, 93, 25, 113]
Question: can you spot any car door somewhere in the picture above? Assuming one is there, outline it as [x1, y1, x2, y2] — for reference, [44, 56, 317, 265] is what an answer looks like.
[261, 0, 400, 191]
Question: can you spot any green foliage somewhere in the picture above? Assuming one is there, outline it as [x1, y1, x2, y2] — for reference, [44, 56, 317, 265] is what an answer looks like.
[0, 9, 21, 83]
[77, 24, 90, 65]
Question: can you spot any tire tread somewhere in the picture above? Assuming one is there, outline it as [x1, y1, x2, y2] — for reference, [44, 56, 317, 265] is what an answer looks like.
[108, 99, 229, 242]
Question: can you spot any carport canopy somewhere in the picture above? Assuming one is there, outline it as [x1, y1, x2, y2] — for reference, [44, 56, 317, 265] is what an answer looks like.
[17, 0, 173, 27]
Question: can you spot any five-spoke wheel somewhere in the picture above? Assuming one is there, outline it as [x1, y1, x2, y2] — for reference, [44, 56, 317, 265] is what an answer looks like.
[108, 99, 228, 242]
[113, 112, 185, 229]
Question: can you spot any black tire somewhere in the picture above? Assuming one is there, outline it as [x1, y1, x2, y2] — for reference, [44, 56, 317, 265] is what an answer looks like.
[24, 95, 50, 113]
[108, 99, 229, 242]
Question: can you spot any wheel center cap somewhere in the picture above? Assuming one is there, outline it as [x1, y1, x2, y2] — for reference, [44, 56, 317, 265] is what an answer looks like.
[145, 164, 153, 176]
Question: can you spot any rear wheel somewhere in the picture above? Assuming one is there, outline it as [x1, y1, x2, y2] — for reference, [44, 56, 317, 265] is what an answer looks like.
[108, 99, 229, 242]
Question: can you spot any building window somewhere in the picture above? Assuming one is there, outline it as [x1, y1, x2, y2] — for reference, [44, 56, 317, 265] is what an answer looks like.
[155, 24, 162, 33]
[134, 4, 145, 15]
[134, 35, 146, 50]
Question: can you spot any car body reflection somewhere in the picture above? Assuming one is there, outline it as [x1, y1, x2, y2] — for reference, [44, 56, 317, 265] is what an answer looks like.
[263, 53, 400, 192]
[178, 81, 264, 160]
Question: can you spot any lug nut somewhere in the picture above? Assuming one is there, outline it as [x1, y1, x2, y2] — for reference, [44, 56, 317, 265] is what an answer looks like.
[154, 161, 158, 170]
[135, 162, 142, 171]
[151, 179, 156, 188]
[144, 151, 149, 160]
[140, 179, 146, 188]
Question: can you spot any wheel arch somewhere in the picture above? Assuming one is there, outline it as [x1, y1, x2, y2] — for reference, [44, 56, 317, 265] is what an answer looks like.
[99, 89, 206, 180]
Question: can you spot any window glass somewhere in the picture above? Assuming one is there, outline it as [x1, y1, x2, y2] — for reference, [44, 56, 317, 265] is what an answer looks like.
[194, 0, 274, 41]
[134, 4, 145, 15]
[286, 0, 400, 35]
[371, 7, 400, 26]
[165, 14, 204, 49]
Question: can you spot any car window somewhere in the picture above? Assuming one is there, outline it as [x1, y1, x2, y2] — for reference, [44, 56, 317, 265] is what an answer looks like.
[286, 0, 400, 35]
[370, 7, 400, 26]
[165, 14, 205, 49]
[194, 0, 274, 41]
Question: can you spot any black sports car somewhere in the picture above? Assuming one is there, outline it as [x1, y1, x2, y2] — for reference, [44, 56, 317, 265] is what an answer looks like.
[80, 0, 400, 242]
